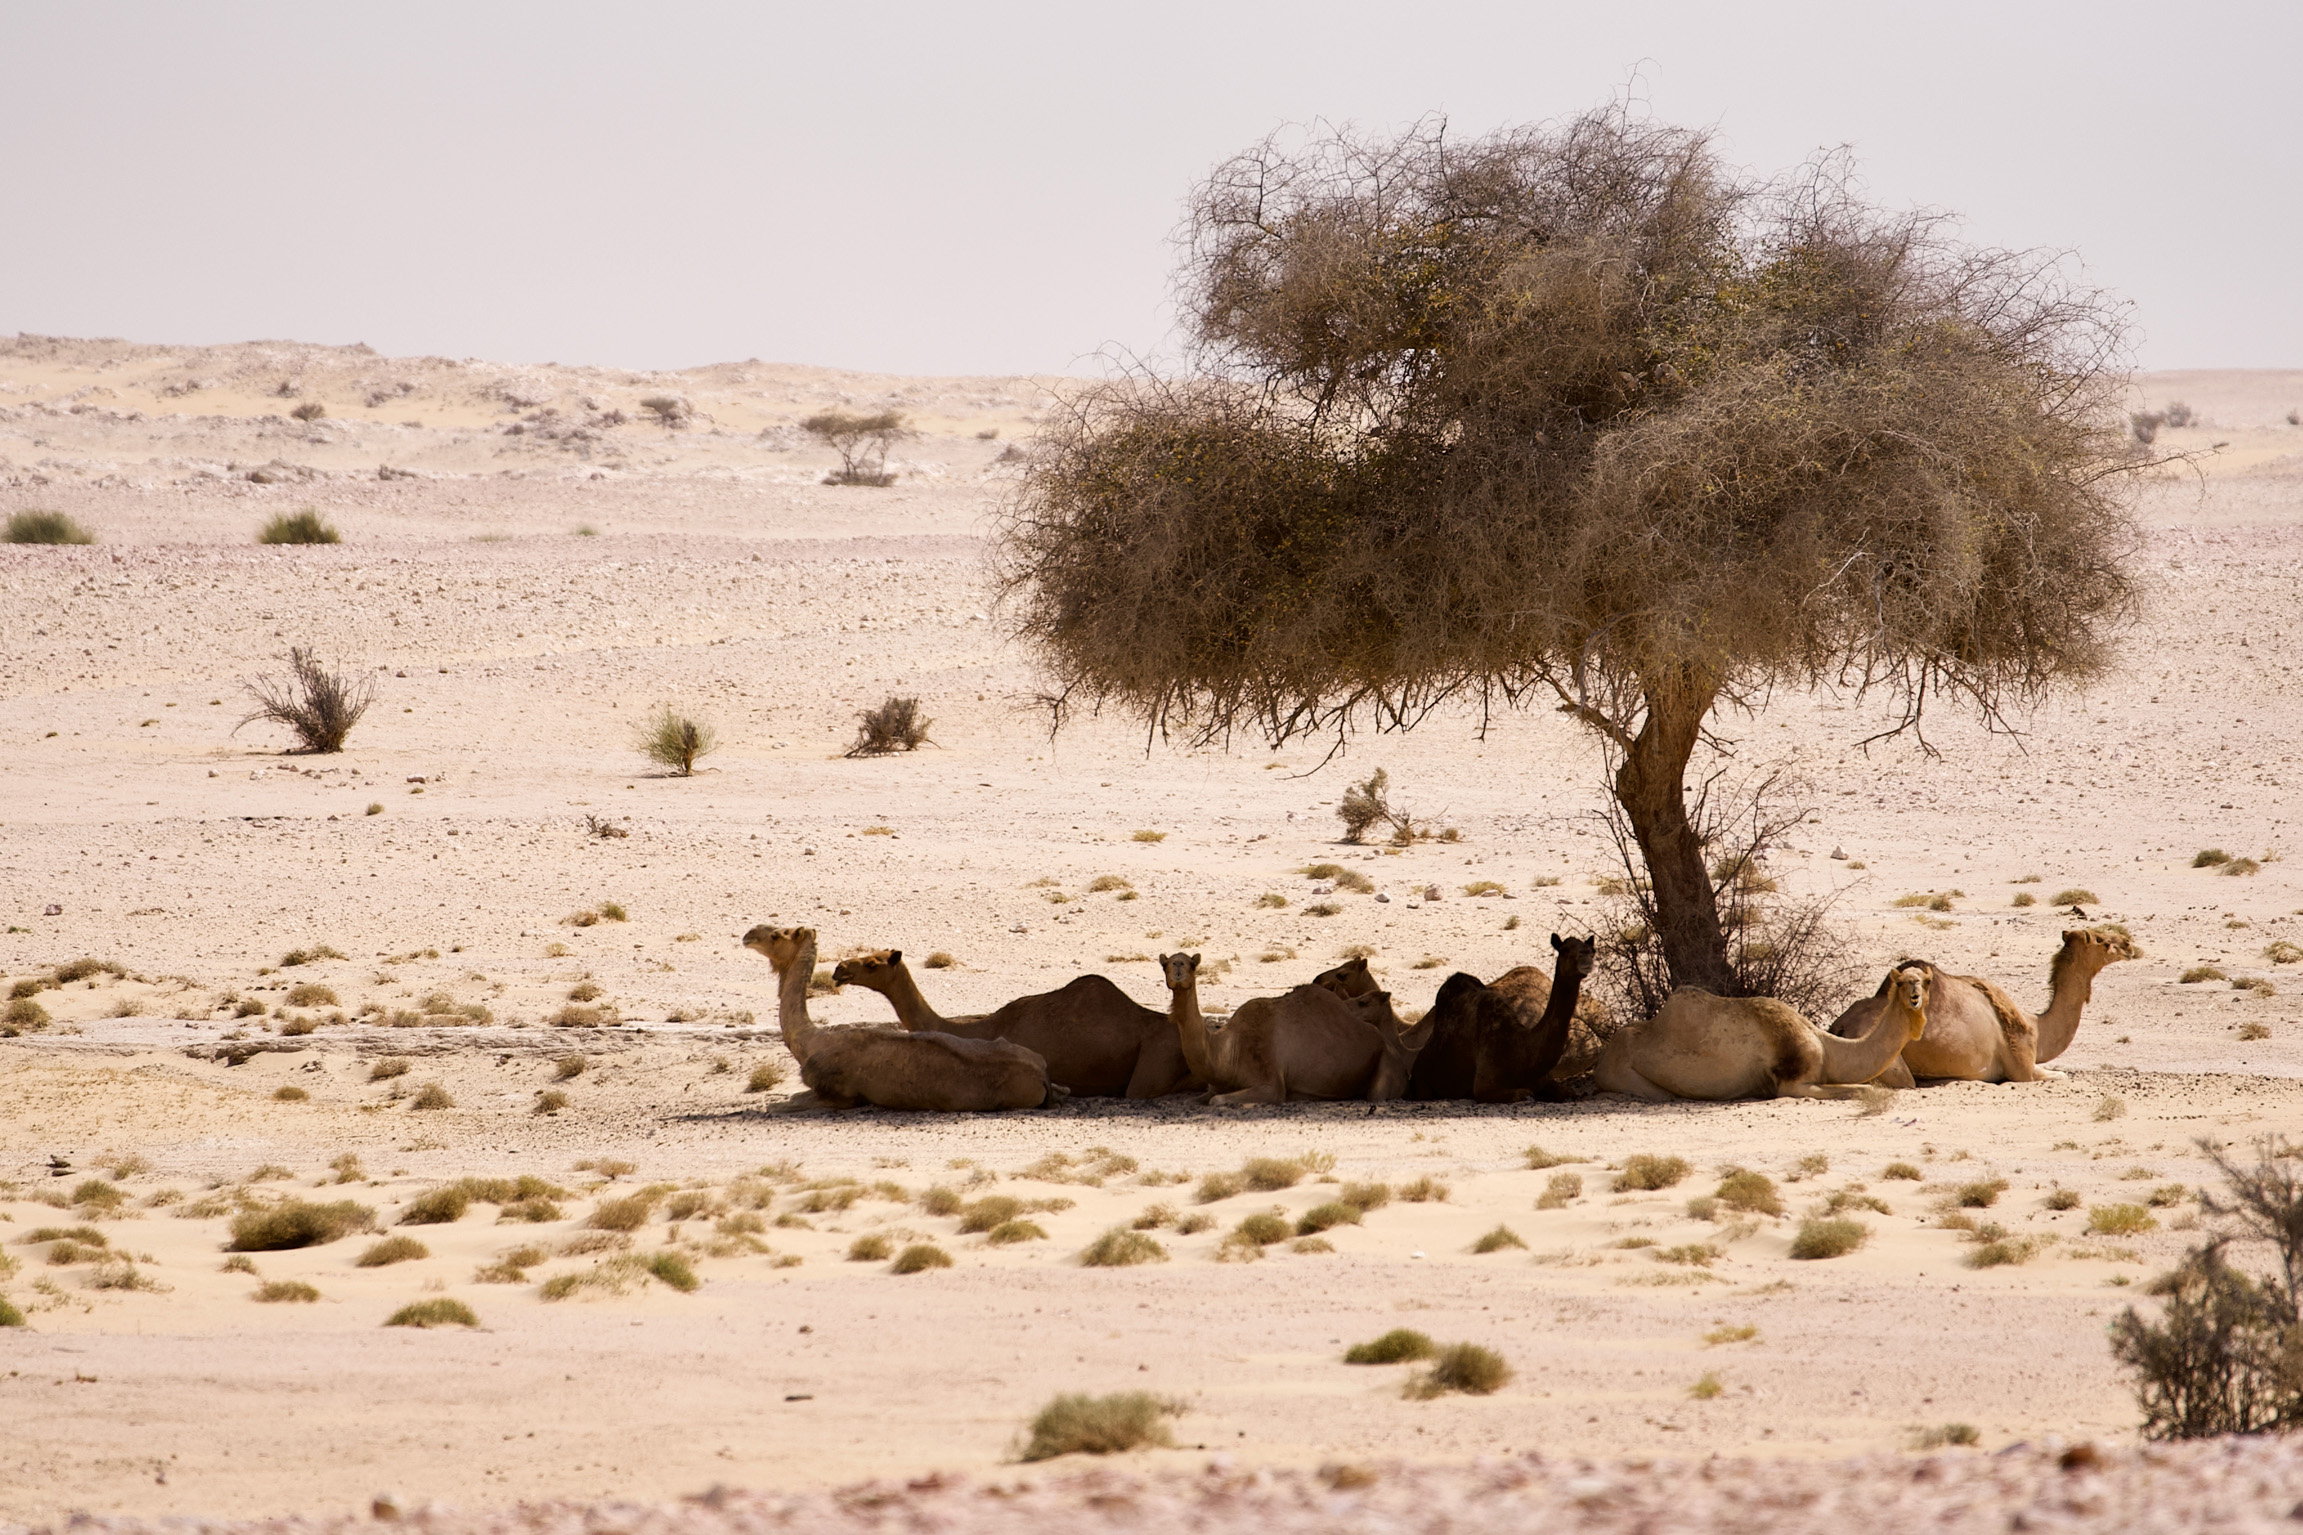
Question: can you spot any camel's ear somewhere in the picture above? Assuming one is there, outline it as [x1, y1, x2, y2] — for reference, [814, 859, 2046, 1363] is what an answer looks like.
[1550, 932, 1564, 952]
[887, 950, 901, 966]
[2061, 929, 2081, 944]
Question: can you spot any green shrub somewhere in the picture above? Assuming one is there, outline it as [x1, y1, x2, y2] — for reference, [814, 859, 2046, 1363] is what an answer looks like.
[588, 1194, 656, 1232]
[644, 1251, 699, 1292]
[1789, 1218, 1869, 1259]
[1470, 1225, 1526, 1254]
[259, 509, 340, 545]
[384, 1298, 479, 1328]
[1229, 1212, 1290, 1247]
[1079, 1228, 1166, 1267]
[228, 1199, 375, 1251]
[400, 1187, 473, 1225]
[1195, 1171, 1244, 1203]
[1338, 1181, 1392, 1211]
[957, 1195, 1023, 1233]
[0, 1295, 24, 1327]
[1296, 1201, 1362, 1236]
[1954, 1179, 2009, 1208]
[254, 1279, 321, 1303]
[1615, 1154, 1691, 1192]
[1344, 1328, 1435, 1364]
[1020, 1391, 1180, 1461]
[1407, 1343, 1511, 1398]
[356, 1236, 430, 1267]
[5, 509, 95, 544]
[2089, 1203, 2157, 1236]
[1714, 1169, 1783, 1215]
[637, 706, 718, 776]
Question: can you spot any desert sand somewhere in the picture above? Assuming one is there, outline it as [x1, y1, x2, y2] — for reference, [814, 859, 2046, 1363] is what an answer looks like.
[4, 336, 2303, 1529]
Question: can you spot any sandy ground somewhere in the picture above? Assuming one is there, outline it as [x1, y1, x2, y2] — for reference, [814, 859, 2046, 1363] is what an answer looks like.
[4, 337, 2303, 1526]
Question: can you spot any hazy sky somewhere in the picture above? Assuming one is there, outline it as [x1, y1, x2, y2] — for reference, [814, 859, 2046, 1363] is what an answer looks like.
[2, 2, 2295, 376]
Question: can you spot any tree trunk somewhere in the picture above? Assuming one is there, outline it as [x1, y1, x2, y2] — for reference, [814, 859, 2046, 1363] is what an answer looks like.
[1611, 670, 1735, 994]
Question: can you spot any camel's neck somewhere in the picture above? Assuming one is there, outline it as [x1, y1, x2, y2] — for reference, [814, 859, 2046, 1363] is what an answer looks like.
[1536, 956, 1587, 1042]
[1815, 994, 1917, 1084]
[870, 964, 951, 1032]
[2034, 955, 2102, 1064]
[776, 943, 820, 1065]
[1168, 982, 1215, 1083]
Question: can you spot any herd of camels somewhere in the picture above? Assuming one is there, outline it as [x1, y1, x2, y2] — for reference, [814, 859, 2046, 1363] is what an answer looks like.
[737, 921, 2140, 1114]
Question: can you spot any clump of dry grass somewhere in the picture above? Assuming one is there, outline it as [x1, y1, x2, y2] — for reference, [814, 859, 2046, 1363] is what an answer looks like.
[847, 1234, 893, 1262]
[1962, 1223, 2041, 1268]
[847, 697, 933, 756]
[1406, 1343, 1511, 1399]
[1019, 1392, 1182, 1462]
[2192, 848, 2230, 868]
[385, 1298, 478, 1328]
[534, 1089, 570, 1115]
[1225, 1212, 1291, 1252]
[2089, 1203, 2157, 1236]
[588, 1193, 658, 1232]
[890, 1243, 953, 1274]
[367, 1057, 410, 1082]
[1398, 1176, 1449, 1203]
[258, 509, 338, 545]
[409, 1083, 453, 1111]
[1953, 1178, 2009, 1208]
[1615, 1154, 1691, 1192]
[1705, 1323, 1759, 1346]
[1344, 1328, 1434, 1364]
[1470, 1225, 1526, 1254]
[254, 1279, 321, 1303]
[2052, 888, 2099, 906]
[1079, 1228, 1166, 1267]
[1536, 1172, 1582, 1209]
[2096, 1094, 2128, 1121]
[1338, 1181, 1391, 1212]
[636, 706, 717, 776]
[6, 509, 95, 544]
[744, 1061, 785, 1094]
[356, 1236, 429, 1268]
[1789, 1217, 1868, 1259]
[238, 647, 372, 753]
[986, 1219, 1048, 1245]
[1911, 1422, 1981, 1450]
[1714, 1169, 1783, 1216]
[228, 1200, 375, 1251]
[271, 1085, 309, 1102]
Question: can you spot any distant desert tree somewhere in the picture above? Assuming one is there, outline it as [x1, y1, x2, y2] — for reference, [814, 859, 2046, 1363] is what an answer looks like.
[802, 410, 913, 486]
[239, 647, 375, 754]
[637, 706, 718, 776]
[5, 510, 95, 544]
[847, 696, 933, 756]
[638, 395, 691, 428]
[997, 109, 2141, 996]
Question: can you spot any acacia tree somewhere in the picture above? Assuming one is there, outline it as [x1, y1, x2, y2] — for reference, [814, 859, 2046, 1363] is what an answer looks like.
[997, 111, 2139, 998]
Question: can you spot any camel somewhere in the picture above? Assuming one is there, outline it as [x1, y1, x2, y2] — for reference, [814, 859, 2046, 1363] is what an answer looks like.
[1159, 953, 1432, 1105]
[828, 949, 1192, 1097]
[740, 926, 1058, 1111]
[1827, 926, 2139, 1085]
[1593, 967, 1928, 1102]
[1407, 934, 1599, 1102]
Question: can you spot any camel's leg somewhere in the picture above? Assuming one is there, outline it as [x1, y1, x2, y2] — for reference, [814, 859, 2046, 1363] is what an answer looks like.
[2001, 1032, 2046, 1083]
[1602, 1064, 1679, 1104]
[1209, 1084, 1284, 1107]
[1121, 1048, 1179, 1099]
[1871, 1060, 1916, 1090]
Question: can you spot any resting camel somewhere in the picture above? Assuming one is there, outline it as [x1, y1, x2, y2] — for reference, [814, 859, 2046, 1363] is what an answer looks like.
[741, 926, 1058, 1111]
[1159, 953, 1432, 1105]
[1404, 934, 1600, 1102]
[1827, 926, 2138, 1085]
[829, 949, 1191, 1097]
[1593, 967, 1928, 1102]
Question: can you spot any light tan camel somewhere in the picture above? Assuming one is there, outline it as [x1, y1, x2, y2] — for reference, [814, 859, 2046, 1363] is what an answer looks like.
[740, 926, 1057, 1111]
[1593, 967, 1928, 1102]
[829, 949, 1191, 1097]
[1158, 953, 1431, 1104]
[1827, 926, 2138, 1085]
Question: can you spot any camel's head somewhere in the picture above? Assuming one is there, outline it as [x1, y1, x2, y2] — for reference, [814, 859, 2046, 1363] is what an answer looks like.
[1156, 952, 1201, 992]
[831, 949, 901, 989]
[741, 924, 816, 975]
[1550, 932, 1598, 983]
[2060, 925, 2141, 978]
[1888, 965, 1930, 1039]
[1311, 955, 1378, 999]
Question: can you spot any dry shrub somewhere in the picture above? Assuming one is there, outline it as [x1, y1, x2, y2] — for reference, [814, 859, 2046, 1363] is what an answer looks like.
[1789, 1217, 1868, 1259]
[890, 1243, 952, 1274]
[2053, 888, 2099, 906]
[1020, 1392, 1181, 1461]
[1194, 1171, 1244, 1204]
[1227, 1212, 1290, 1249]
[385, 1298, 478, 1328]
[637, 707, 717, 776]
[258, 509, 338, 545]
[919, 1185, 962, 1217]
[228, 1199, 375, 1251]
[1536, 1172, 1582, 1209]
[1338, 1181, 1392, 1211]
[6, 509, 95, 544]
[2045, 1188, 2082, 1210]
[588, 1194, 657, 1232]
[2090, 1203, 2158, 1236]
[1398, 1176, 1449, 1203]
[743, 1060, 785, 1094]
[1714, 1169, 1784, 1215]
[410, 1083, 453, 1111]
[1615, 1154, 1691, 1192]
[986, 1219, 1048, 1245]
[2110, 1137, 2303, 1437]
[357, 1236, 430, 1267]
[368, 1057, 410, 1082]
[1344, 1328, 1434, 1364]
[1954, 1178, 2009, 1208]
[1407, 1343, 1511, 1399]
[847, 696, 933, 756]
[286, 983, 337, 1007]
[254, 1279, 320, 1303]
[1335, 768, 1425, 845]
[1079, 1228, 1166, 1267]
[238, 647, 373, 753]
[1471, 1224, 1526, 1254]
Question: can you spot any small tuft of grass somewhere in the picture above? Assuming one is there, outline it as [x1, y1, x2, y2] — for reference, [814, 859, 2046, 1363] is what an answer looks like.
[228, 1199, 375, 1251]
[2051, 888, 2099, 906]
[1689, 1372, 1724, 1400]
[1953, 1178, 2009, 1208]
[1406, 1342, 1511, 1399]
[1881, 1162, 1924, 1181]
[368, 1057, 411, 1082]
[1254, 892, 1288, 909]
[1398, 1176, 1449, 1203]
[2044, 1188, 2081, 1211]
[1536, 1172, 1582, 1209]
[1470, 1224, 1526, 1254]
[1019, 1391, 1181, 1461]
[890, 1243, 953, 1274]
[272, 1085, 309, 1102]
[356, 1236, 430, 1268]
[846, 696, 933, 756]
[636, 706, 718, 776]
[533, 1090, 570, 1115]
[254, 1279, 321, 1303]
[2223, 857, 2263, 877]
[1789, 1217, 1868, 1259]
[2087, 1203, 2156, 1236]
[2237, 1021, 2272, 1041]
[2012, 892, 2036, 907]
[385, 1297, 478, 1328]
[2174, 964, 2223, 985]
[1304, 902, 1342, 917]
[919, 1185, 962, 1217]
[1911, 1422, 1981, 1450]
[1704, 1323, 1759, 1346]
[410, 1083, 453, 1111]
[2192, 848, 2230, 867]
[588, 1194, 656, 1233]
[1338, 1181, 1392, 1212]
[1079, 1228, 1167, 1267]
[1131, 829, 1166, 843]
[923, 951, 956, 968]
[6, 509, 96, 544]
[986, 1220, 1048, 1245]
[258, 509, 339, 545]
[1462, 880, 1507, 898]
[1615, 1154, 1691, 1192]
[2094, 1094, 2127, 1122]
[744, 1061, 785, 1094]
[1344, 1328, 1435, 1364]
[1714, 1169, 1783, 1216]
[1296, 1202, 1361, 1236]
